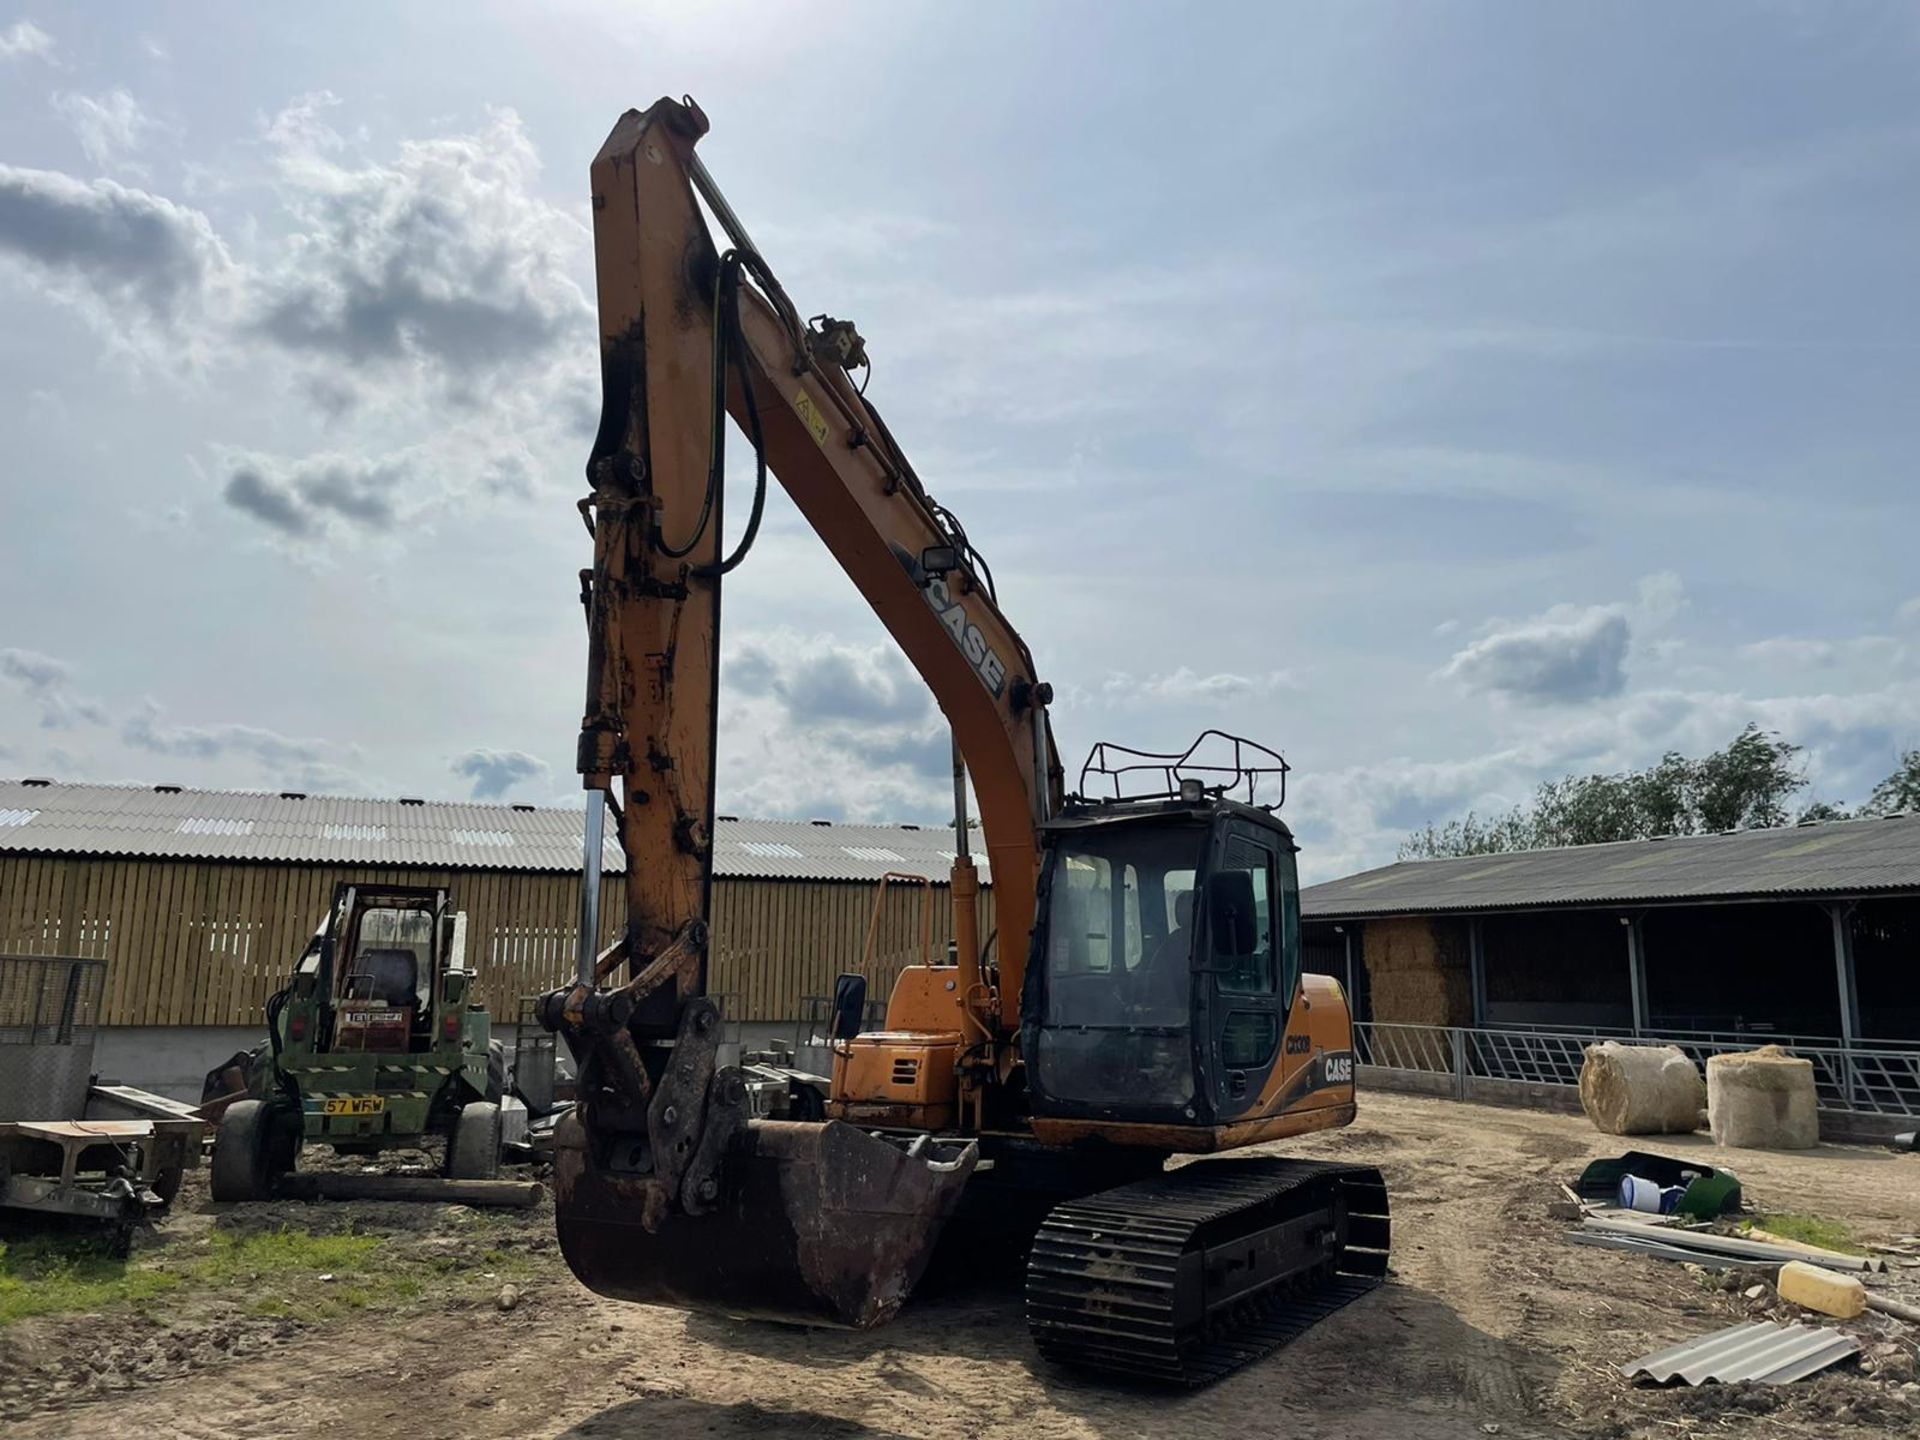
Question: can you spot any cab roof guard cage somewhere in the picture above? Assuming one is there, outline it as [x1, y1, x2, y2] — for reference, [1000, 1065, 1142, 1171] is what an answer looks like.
[1076, 729, 1289, 808]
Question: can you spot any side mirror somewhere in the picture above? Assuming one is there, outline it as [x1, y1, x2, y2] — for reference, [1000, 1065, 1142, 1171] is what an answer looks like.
[1207, 871, 1257, 957]
[829, 973, 868, 1041]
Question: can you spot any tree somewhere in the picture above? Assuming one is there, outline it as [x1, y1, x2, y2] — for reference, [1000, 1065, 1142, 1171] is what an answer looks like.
[1689, 724, 1802, 832]
[1862, 750, 1920, 817]
[1398, 725, 1820, 860]
[1532, 772, 1652, 847]
[1398, 808, 1534, 860]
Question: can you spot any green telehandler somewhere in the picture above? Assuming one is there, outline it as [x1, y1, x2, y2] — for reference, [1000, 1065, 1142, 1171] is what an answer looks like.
[208, 882, 506, 1200]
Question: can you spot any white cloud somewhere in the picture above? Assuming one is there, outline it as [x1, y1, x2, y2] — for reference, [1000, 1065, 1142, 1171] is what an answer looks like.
[122, 699, 365, 788]
[718, 631, 949, 823]
[1290, 675, 1920, 881]
[251, 101, 590, 404]
[0, 647, 375, 794]
[451, 748, 548, 801]
[0, 164, 236, 343]
[1439, 574, 1687, 707]
[1100, 667, 1296, 706]
[728, 631, 933, 728]
[0, 647, 109, 729]
[0, 98, 589, 421]
[218, 447, 415, 542]
[0, 20, 53, 61]
[1441, 604, 1632, 705]
[52, 89, 160, 169]
[1741, 634, 1906, 670]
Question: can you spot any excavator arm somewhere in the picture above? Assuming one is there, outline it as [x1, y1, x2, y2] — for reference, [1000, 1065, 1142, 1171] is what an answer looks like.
[543, 97, 1062, 1328]
[575, 98, 1060, 1039]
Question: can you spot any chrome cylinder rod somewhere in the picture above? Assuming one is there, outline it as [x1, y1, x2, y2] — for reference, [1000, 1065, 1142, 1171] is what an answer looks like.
[577, 790, 606, 989]
[951, 733, 971, 861]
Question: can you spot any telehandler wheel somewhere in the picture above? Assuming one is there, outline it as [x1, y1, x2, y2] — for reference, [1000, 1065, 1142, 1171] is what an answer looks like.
[486, 1038, 508, 1103]
[446, 1100, 502, 1180]
[210, 1098, 275, 1202]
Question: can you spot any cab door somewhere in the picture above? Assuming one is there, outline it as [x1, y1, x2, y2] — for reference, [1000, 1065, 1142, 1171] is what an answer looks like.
[1201, 823, 1287, 1121]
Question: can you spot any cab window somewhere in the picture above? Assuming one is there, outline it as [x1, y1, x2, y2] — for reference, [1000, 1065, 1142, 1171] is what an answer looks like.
[1277, 847, 1303, 999]
[1043, 825, 1207, 1026]
[1050, 855, 1114, 975]
[1211, 837, 1275, 995]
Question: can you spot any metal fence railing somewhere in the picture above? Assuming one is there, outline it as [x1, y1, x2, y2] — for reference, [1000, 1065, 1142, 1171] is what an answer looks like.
[1466, 1017, 1920, 1055]
[1354, 1020, 1920, 1122]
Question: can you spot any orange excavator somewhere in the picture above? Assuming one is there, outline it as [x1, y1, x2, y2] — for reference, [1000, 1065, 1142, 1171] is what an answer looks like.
[538, 97, 1388, 1385]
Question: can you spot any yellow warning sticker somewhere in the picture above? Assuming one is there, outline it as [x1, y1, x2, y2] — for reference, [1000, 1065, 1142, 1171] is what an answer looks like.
[793, 389, 831, 448]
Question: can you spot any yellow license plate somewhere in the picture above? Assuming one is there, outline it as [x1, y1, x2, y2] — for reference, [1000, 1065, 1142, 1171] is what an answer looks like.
[322, 1096, 385, 1117]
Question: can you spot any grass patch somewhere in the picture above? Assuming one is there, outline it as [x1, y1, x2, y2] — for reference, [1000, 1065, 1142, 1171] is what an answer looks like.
[201, 1225, 403, 1321]
[3, 1224, 395, 1328]
[0, 1235, 183, 1326]
[200, 1225, 382, 1284]
[1744, 1213, 1866, 1256]
[1, 1213, 548, 1330]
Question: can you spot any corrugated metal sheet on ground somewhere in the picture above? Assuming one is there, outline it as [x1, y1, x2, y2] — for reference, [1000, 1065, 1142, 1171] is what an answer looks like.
[0, 781, 986, 883]
[1621, 1321, 1860, 1385]
[1303, 812, 1920, 917]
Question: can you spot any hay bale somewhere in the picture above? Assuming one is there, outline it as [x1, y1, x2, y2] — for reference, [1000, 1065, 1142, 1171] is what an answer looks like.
[1578, 1041, 1705, 1135]
[1707, 1045, 1819, 1149]
[1363, 917, 1472, 1025]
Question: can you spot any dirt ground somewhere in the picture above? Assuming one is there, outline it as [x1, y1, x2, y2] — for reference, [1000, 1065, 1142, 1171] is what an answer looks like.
[5, 1091, 1920, 1440]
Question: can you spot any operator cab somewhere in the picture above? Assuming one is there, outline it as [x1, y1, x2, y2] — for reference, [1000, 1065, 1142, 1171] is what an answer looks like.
[286, 885, 469, 1055]
[1024, 734, 1303, 1129]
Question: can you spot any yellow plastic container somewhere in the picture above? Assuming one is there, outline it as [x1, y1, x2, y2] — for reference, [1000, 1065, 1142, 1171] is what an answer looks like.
[1777, 1259, 1866, 1319]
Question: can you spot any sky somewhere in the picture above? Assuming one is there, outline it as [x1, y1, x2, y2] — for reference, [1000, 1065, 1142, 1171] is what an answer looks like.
[2, 3, 1919, 882]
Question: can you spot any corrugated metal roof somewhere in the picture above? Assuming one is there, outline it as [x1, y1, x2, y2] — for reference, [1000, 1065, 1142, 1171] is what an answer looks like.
[1303, 813, 1920, 919]
[715, 817, 987, 883]
[0, 780, 986, 884]
[1620, 1321, 1860, 1385]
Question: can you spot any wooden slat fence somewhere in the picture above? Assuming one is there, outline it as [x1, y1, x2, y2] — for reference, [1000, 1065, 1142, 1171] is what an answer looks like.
[0, 855, 993, 1027]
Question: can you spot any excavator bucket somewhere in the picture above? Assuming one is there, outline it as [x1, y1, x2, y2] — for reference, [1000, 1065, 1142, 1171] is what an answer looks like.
[553, 1112, 978, 1328]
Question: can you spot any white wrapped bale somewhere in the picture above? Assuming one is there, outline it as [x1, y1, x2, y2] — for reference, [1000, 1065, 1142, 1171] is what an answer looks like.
[1707, 1045, 1819, 1150]
[1578, 1041, 1706, 1135]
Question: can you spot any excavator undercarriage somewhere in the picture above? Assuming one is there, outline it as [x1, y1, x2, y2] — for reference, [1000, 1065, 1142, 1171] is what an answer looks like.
[1028, 1159, 1390, 1386]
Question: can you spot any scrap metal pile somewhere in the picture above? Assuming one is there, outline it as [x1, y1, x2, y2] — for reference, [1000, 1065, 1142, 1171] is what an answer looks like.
[1559, 1147, 1920, 1389]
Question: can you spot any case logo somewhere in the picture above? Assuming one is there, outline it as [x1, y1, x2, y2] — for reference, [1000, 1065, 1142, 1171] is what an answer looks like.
[923, 575, 1007, 698]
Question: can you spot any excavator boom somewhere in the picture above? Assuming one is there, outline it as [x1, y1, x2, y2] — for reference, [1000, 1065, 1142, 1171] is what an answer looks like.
[576, 99, 1059, 1035]
[548, 97, 1059, 1329]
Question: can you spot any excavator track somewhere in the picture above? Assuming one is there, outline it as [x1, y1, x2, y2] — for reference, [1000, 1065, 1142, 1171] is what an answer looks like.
[1025, 1157, 1390, 1387]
